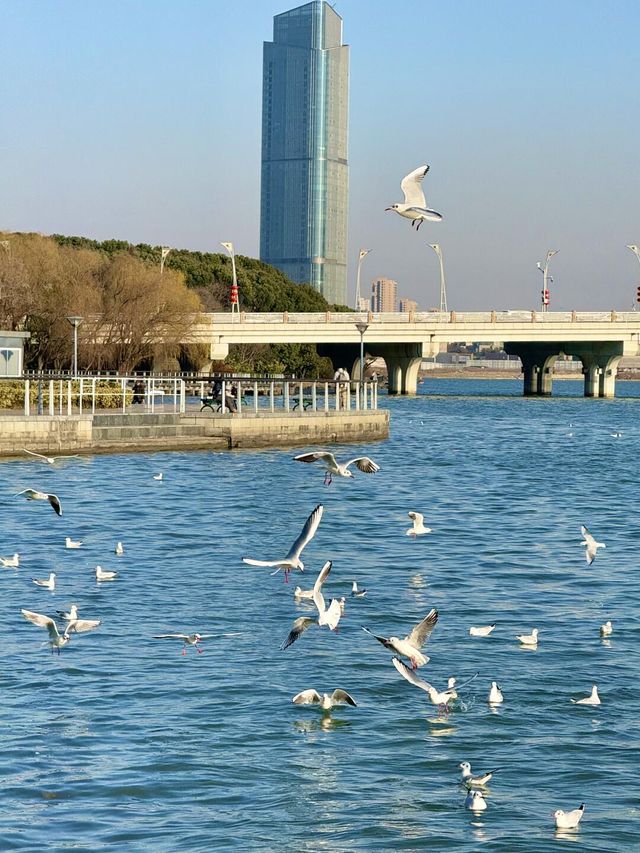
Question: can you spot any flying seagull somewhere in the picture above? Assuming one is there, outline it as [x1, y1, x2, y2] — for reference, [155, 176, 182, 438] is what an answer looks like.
[153, 633, 213, 655]
[385, 164, 443, 231]
[292, 689, 357, 711]
[282, 560, 342, 649]
[580, 525, 606, 565]
[554, 803, 585, 830]
[406, 511, 432, 536]
[0, 553, 20, 568]
[392, 657, 477, 708]
[459, 761, 500, 789]
[21, 608, 100, 653]
[362, 608, 438, 668]
[15, 489, 62, 516]
[293, 452, 380, 485]
[22, 449, 80, 465]
[243, 504, 323, 581]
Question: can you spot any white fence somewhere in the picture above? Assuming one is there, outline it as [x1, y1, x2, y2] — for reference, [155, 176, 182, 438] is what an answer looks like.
[202, 310, 640, 325]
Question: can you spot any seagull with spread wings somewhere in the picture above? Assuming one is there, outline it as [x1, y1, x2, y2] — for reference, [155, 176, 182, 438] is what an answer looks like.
[385, 164, 443, 231]
[22, 449, 80, 465]
[153, 632, 214, 655]
[292, 689, 357, 712]
[362, 608, 438, 669]
[243, 504, 323, 581]
[392, 657, 478, 709]
[15, 489, 63, 516]
[580, 525, 606, 565]
[293, 452, 379, 485]
[21, 608, 100, 653]
[282, 560, 342, 649]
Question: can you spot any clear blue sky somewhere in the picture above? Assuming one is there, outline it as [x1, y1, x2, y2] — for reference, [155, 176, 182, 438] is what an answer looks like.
[2, 0, 639, 309]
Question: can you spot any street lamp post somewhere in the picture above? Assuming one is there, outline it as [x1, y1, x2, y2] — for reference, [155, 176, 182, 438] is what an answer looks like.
[428, 243, 447, 312]
[160, 246, 171, 275]
[627, 245, 640, 309]
[354, 248, 371, 310]
[355, 322, 369, 386]
[221, 242, 239, 319]
[66, 316, 83, 377]
[536, 250, 558, 313]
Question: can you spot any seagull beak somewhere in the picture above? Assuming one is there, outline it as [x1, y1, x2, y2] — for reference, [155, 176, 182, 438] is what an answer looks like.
[384, 207, 392, 211]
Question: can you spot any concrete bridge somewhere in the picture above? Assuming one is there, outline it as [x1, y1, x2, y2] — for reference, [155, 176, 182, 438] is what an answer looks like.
[187, 310, 640, 397]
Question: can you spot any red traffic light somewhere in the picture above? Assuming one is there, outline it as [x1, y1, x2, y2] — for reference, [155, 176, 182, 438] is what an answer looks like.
[541, 289, 550, 305]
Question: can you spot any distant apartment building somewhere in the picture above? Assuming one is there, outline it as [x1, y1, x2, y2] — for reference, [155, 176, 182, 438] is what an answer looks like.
[259, 1, 349, 305]
[356, 297, 370, 312]
[371, 278, 397, 313]
[399, 297, 418, 313]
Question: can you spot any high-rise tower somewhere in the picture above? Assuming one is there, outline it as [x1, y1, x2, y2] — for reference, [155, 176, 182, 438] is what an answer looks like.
[260, 1, 349, 305]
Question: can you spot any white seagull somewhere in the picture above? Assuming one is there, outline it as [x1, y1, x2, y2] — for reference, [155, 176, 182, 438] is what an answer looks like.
[293, 585, 315, 600]
[571, 685, 601, 706]
[465, 790, 488, 812]
[65, 537, 83, 549]
[153, 472, 163, 481]
[516, 628, 539, 647]
[600, 620, 613, 637]
[15, 488, 62, 516]
[243, 504, 323, 581]
[293, 451, 380, 485]
[22, 449, 80, 465]
[282, 560, 342, 649]
[362, 608, 438, 668]
[351, 580, 367, 597]
[21, 608, 99, 653]
[554, 803, 585, 830]
[95, 565, 117, 581]
[470, 624, 496, 637]
[580, 525, 606, 565]
[57, 604, 79, 622]
[153, 633, 213, 655]
[385, 164, 443, 231]
[488, 682, 504, 704]
[292, 689, 357, 711]
[459, 761, 499, 788]
[32, 572, 56, 590]
[406, 511, 432, 536]
[392, 657, 477, 708]
[0, 553, 20, 568]
[115, 541, 124, 556]
[55, 604, 101, 635]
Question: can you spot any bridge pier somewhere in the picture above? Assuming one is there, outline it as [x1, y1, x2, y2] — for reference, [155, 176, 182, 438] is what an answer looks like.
[505, 344, 560, 396]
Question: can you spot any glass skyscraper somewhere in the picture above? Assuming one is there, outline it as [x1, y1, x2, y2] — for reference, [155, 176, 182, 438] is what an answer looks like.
[260, 1, 349, 306]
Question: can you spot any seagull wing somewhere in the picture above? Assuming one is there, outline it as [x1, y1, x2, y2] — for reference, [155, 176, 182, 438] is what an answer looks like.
[344, 457, 380, 474]
[405, 608, 439, 649]
[293, 452, 336, 467]
[362, 626, 393, 649]
[322, 598, 342, 630]
[580, 525, 595, 546]
[21, 609, 61, 640]
[312, 560, 332, 615]
[285, 504, 324, 562]
[292, 689, 322, 705]
[66, 619, 101, 634]
[153, 634, 189, 640]
[47, 494, 63, 516]
[282, 616, 317, 650]
[242, 558, 284, 568]
[331, 689, 357, 707]
[400, 165, 429, 206]
[22, 449, 48, 461]
[52, 455, 80, 461]
[392, 657, 434, 693]
[452, 672, 479, 692]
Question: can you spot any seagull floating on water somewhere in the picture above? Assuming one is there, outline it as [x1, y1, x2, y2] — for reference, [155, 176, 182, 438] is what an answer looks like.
[15, 489, 62, 516]
[392, 657, 477, 708]
[351, 580, 367, 597]
[580, 525, 606, 565]
[243, 504, 323, 582]
[32, 572, 56, 590]
[292, 689, 357, 711]
[459, 761, 499, 788]
[0, 553, 20, 568]
[21, 608, 99, 653]
[95, 565, 117, 581]
[22, 449, 80, 465]
[406, 511, 432, 536]
[282, 560, 342, 649]
[293, 585, 314, 600]
[465, 790, 488, 812]
[65, 537, 82, 549]
[57, 604, 78, 622]
[554, 803, 585, 830]
[385, 164, 443, 231]
[470, 624, 495, 637]
[115, 541, 124, 556]
[153, 633, 213, 655]
[153, 472, 163, 481]
[488, 682, 504, 704]
[362, 608, 438, 668]
[600, 620, 613, 637]
[293, 451, 380, 485]
[516, 628, 538, 647]
[571, 685, 601, 705]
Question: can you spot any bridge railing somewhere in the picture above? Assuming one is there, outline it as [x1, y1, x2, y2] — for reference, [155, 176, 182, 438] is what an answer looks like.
[200, 310, 640, 325]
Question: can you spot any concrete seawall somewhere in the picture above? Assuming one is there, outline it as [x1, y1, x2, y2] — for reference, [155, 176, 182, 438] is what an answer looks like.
[0, 410, 389, 457]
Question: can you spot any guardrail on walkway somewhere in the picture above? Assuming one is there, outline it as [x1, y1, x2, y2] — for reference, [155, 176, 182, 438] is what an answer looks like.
[202, 310, 640, 324]
[6, 376, 378, 417]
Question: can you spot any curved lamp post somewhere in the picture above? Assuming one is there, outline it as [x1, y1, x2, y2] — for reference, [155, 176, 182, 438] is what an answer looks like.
[355, 321, 369, 385]
[536, 250, 558, 313]
[221, 242, 239, 318]
[354, 248, 371, 310]
[160, 246, 171, 275]
[66, 316, 83, 377]
[428, 243, 447, 312]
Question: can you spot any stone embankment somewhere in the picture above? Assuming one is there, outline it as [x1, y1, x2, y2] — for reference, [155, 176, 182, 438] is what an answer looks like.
[0, 410, 389, 457]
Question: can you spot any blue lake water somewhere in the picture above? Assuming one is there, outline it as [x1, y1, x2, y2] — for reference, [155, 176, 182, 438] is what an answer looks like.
[1, 378, 639, 851]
